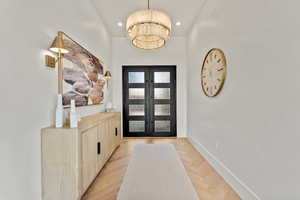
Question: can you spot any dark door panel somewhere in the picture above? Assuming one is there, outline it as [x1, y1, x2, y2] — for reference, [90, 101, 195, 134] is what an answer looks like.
[123, 66, 177, 137]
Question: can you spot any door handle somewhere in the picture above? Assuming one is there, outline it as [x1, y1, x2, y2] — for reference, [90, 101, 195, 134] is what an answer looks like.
[115, 128, 118, 136]
[97, 142, 101, 155]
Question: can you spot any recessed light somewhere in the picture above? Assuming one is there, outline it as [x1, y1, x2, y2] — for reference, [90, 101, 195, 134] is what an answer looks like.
[117, 22, 123, 27]
[175, 21, 181, 26]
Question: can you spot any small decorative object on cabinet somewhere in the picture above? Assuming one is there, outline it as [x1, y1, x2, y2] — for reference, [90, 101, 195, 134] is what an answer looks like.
[55, 94, 64, 128]
[69, 99, 78, 128]
[201, 48, 227, 97]
[41, 112, 121, 200]
[105, 101, 113, 112]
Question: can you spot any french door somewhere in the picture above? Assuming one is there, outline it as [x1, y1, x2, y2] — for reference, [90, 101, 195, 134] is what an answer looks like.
[123, 66, 177, 137]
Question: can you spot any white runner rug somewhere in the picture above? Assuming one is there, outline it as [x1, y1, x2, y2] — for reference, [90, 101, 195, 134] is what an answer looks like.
[117, 144, 199, 200]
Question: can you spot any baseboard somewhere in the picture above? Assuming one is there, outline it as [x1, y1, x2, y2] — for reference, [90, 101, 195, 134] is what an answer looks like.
[188, 136, 260, 200]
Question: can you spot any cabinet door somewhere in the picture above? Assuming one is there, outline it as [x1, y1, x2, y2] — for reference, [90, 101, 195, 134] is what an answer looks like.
[102, 119, 111, 163]
[115, 115, 121, 147]
[112, 116, 121, 148]
[81, 126, 98, 192]
[96, 122, 106, 172]
[109, 118, 116, 151]
[108, 118, 115, 157]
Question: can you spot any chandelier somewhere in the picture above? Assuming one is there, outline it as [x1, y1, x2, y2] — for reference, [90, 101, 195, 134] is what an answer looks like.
[126, 0, 172, 50]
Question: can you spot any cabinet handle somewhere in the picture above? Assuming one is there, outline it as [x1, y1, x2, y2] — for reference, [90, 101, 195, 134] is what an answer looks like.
[115, 128, 118, 136]
[97, 142, 101, 155]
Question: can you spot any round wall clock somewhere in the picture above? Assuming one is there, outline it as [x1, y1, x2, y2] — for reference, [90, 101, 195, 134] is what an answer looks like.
[201, 48, 227, 97]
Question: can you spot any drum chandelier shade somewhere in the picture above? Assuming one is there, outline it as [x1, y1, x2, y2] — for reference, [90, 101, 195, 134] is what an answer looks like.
[126, 0, 172, 50]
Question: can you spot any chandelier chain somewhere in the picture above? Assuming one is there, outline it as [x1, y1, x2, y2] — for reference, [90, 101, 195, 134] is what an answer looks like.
[148, 0, 150, 9]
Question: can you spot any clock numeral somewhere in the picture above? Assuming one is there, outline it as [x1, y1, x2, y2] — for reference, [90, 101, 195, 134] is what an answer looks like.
[214, 85, 217, 90]
[217, 59, 221, 63]
[217, 78, 221, 82]
[217, 68, 224, 71]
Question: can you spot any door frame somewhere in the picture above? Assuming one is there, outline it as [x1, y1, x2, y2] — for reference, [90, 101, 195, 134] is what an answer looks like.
[122, 65, 177, 138]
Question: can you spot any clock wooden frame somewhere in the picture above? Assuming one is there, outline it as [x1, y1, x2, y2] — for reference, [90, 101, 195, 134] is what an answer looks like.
[201, 48, 227, 97]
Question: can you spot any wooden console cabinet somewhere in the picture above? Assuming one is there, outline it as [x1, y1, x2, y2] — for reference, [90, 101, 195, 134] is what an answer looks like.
[41, 112, 121, 200]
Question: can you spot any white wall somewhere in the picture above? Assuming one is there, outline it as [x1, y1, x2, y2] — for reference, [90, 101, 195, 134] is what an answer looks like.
[187, 0, 300, 199]
[0, 0, 112, 199]
[112, 37, 188, 137]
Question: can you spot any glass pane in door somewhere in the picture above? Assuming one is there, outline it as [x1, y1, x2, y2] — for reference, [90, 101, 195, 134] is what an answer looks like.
[154, 72, 170, 83]
[155, 104, 170, 116]
[128, 72, 144, 83]
[154, 88, 170, 99]
[129, 121, 145, 132]
[129, 88, 144, 99]
[129, 104, 145, 116]
[155, 120, 171, 132]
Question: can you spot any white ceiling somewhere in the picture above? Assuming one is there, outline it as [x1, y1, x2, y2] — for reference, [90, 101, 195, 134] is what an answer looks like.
[91, 0, 206, 37]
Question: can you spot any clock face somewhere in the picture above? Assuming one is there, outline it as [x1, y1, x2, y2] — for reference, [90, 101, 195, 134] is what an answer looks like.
[201, 48, 227, 97]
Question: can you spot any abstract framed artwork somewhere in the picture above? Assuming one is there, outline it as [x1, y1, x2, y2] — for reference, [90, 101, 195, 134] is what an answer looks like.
[61, 33, 105, 107]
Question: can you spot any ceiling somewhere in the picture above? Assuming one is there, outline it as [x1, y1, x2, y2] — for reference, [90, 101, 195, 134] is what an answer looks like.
[91, 0, 206, 37]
